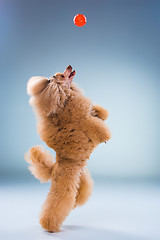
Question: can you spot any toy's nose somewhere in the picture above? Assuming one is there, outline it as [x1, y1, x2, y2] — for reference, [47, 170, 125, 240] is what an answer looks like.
[66, 65, 72, 70]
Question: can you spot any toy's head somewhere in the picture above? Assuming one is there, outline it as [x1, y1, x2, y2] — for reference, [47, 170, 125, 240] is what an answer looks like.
[27, 65, 76, 117]
[49, 65, 76, 89]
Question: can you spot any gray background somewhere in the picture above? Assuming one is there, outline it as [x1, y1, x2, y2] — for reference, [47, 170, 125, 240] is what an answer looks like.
[0, 0, 160, 181]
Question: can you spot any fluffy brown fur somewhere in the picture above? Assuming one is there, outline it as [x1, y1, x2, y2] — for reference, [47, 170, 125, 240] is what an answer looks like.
[25, 65, 111, 232]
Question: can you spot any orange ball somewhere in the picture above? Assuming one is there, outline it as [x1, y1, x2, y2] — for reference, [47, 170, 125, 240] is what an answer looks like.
[73, 14, 87, 27]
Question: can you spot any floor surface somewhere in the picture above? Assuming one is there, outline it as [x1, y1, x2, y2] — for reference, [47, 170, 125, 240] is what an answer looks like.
[0, 182, 160, 240]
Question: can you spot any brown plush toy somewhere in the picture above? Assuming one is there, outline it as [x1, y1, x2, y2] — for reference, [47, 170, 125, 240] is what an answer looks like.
[25, 65, 111, 232]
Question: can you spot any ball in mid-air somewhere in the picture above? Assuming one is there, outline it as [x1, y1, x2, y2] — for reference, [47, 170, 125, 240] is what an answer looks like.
[73, 14, 87, 27]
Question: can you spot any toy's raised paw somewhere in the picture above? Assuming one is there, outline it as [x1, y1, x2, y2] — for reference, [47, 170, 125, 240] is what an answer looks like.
[91, 105, 109, 121]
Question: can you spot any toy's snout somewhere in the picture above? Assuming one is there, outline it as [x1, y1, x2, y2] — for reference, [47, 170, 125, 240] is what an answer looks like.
[64, 65, 76, 80]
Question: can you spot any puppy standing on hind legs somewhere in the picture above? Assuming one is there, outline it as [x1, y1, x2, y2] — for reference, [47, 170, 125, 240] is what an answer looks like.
[25, 65, 111, 232]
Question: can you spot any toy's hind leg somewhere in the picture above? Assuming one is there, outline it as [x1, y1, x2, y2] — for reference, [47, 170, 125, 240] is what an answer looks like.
[75, 169, 94, 208]
[39, 162, 81, 232]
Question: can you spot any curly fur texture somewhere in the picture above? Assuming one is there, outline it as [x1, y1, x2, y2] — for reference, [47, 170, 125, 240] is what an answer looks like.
[25, 65, 111, 232]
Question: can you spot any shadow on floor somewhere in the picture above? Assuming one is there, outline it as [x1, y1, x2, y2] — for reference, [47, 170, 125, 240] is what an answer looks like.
[39, 225, 145, 240]
[1, 224, 147, 240]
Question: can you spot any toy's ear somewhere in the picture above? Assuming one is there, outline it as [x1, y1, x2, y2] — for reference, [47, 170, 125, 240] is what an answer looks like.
[27, 76, 49, 96]
[36, 83, 61, 116]
[28, 77, 63, 117]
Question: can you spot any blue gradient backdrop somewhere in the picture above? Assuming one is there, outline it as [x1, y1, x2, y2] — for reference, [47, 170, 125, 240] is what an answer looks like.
[0, 0, 160, 181]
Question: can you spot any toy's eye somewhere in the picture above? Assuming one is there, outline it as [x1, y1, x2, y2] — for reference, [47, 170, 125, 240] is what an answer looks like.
[61, 74, 64, 78]
[48, 76, 56, 83]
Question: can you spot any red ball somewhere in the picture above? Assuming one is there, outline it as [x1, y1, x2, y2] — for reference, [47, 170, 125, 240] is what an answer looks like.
[73, 14, 87, 27]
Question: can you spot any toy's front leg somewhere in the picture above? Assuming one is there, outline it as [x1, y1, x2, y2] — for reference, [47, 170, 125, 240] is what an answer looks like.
[91, 105, 109, 121]
[39, 162, 81, 232]
[84, 117, 111, 145]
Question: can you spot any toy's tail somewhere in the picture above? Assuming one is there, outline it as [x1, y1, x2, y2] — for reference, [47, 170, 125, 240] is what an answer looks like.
[25, 146, 55, 183]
